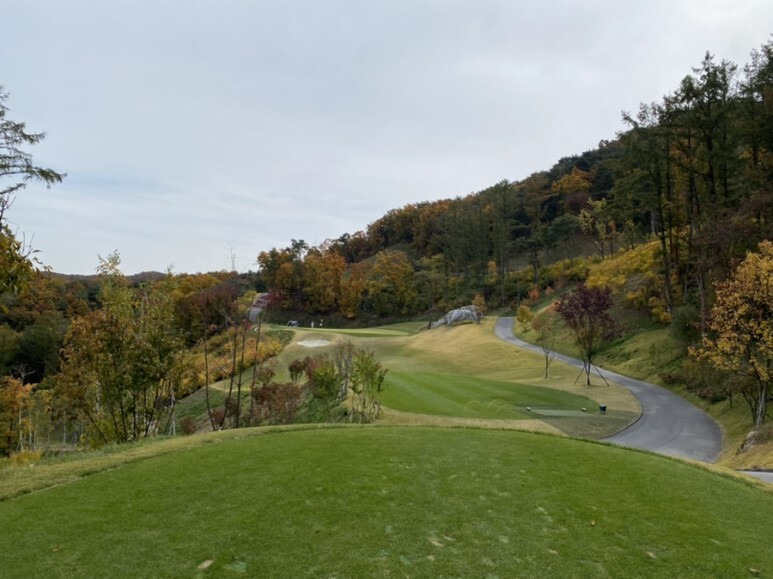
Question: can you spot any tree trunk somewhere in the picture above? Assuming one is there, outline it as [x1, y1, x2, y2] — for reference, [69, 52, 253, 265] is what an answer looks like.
[248, 318, 263, 426]
[221, 321, 238, 429]
[754, 381, 768, 430]
[203, 337, 216, 431]
[235, 323, 248, 428]
[696, 273, 708, 338]
[584, 359, 592, 387]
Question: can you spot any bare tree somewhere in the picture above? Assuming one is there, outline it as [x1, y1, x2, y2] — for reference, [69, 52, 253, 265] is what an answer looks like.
[532, 310, 557, 379]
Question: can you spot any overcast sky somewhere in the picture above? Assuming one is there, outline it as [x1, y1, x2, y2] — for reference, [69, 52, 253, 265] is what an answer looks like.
[3, 1, 772, 274]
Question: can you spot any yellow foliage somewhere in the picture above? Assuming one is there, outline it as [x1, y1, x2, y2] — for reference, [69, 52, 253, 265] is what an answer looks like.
[180, 330, 288, 392]
[516, 304, 533, 332]
[587, 241, 658, 291]
[540, 258, 591, 286]
[586, 241, 668, 320]
[472, 293, 487, 314]
[699, 241, 773, 378]
[10, 450, 42, 466]
[695, 241, 773, 428]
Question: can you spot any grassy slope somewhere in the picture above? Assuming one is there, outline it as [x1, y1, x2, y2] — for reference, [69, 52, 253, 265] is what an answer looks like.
[0, 427, 770, 578]
[234, 318, 640, 438]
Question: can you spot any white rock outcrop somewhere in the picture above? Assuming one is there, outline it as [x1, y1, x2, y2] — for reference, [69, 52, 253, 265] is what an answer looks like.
[430, 305, 483, 329]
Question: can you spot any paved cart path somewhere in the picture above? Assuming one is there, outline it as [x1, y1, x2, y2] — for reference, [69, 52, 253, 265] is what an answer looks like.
[494, 317, 722, 463]
[739, 470, 773, 484]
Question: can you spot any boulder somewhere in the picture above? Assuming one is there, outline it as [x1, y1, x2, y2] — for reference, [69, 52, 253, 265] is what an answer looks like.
[430, 305, 483, 329]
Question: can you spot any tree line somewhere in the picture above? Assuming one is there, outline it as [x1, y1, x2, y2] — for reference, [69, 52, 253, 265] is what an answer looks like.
[257, 42, 772, 331]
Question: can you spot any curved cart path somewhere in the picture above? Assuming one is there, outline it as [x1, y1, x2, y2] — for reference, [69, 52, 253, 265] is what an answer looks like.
[495, 317, 722, 463]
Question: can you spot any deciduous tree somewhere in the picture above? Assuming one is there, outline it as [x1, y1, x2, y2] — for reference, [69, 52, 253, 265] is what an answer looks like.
[552, 167, 591, 214]
[365, 250, 417, 317]
[55, 254, 184, 444]
[532, 310, 558, 379]
[694, 241, 772, 428]
[306, 357, 340, 421]
[516, 304, 533, 332]
[303, 250, 346, 313]
[554, 284, 615, 386]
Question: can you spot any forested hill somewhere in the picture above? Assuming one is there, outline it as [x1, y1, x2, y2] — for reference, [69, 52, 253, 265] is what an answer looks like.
[257, 42, 772, 327]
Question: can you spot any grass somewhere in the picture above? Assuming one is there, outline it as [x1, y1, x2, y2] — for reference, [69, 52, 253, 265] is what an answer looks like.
[380, 370, 594, 418]
[218, 318, 641, 439]
[379, 370, 637, 437]
[278, 321, 425, 338]
[0, 426, 770, 578]
[2, 318, 770, 577]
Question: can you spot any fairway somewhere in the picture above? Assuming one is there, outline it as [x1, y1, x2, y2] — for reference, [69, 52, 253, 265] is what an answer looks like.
[275, 321, 425, 338]
[270, 318, 641, 438]
[1, 427, 771, 578]
[381, 370, 595, 419]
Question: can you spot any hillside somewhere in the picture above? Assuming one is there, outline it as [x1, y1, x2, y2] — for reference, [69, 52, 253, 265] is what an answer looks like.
[258, 43, 772, 328]
[514, 244, 773, 469]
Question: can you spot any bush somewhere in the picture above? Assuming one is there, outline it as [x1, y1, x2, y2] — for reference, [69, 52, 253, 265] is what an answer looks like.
[516, 304, 533, 332]
[180, 416, 197, 435]
[254, 382, 302, 425]
[210, 408, 225, 427]
[679, 358, 732, 404]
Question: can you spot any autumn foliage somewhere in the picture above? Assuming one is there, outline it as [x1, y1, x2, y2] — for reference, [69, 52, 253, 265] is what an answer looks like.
[694, 241, 773, 428]
[554, 284, 615, 386]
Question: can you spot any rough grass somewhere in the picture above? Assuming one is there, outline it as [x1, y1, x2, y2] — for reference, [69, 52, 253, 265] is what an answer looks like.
[0, 427, 770, 578]
[0, 425, 333, 501]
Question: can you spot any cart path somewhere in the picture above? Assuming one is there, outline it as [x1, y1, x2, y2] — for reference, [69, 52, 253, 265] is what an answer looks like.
[494, 317, 722, 463]
[740, 471, 773, 484]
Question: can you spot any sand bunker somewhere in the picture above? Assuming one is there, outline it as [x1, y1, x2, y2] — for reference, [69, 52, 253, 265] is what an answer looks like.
[297, 339, 331, 348]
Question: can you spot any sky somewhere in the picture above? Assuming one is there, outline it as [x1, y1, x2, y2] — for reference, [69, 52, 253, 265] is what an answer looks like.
[3, 1, 772, 275]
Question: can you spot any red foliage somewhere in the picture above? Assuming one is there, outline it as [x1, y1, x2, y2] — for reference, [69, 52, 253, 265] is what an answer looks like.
[253, 382, 302, 425]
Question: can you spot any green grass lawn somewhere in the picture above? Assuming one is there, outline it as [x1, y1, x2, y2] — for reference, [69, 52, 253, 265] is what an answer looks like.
[278, 321, 425, 338]
[1, 427, 770, 578]
[380, 370, 595, 419]
[380, 370, 638, 437]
